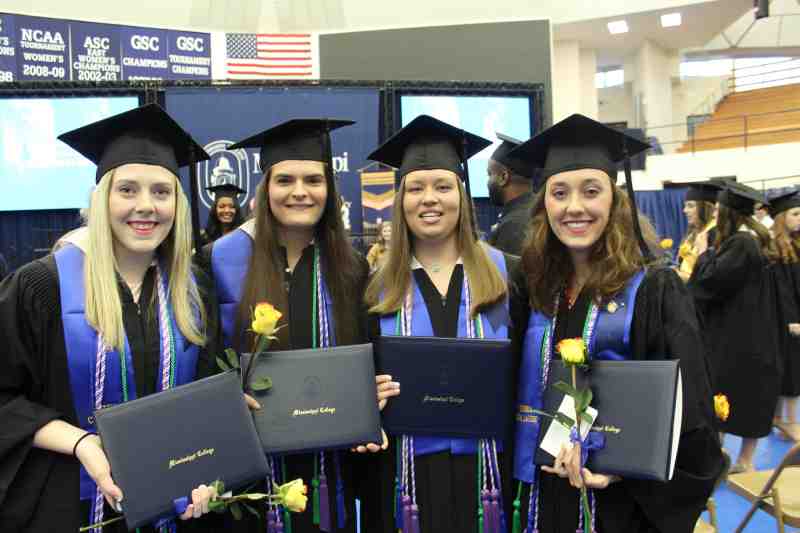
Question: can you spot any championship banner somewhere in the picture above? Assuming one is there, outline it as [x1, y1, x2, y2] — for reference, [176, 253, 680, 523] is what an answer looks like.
[0, 12, 212, 81]
[360, 168, 396, 233]
[164, 86, 379, 234]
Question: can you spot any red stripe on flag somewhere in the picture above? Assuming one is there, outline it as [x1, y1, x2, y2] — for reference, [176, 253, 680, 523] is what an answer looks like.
[258, 33, 311, 38]
[256, 49, 311, 53]
[259, 41, 310, 46]
[227, 63, 311, 68]
[227, 71, 313, 76]
[257, 57, 312, 61]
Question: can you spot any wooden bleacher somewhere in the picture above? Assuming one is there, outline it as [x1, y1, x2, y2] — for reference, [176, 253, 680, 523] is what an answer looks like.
[677, 84, 800, 153]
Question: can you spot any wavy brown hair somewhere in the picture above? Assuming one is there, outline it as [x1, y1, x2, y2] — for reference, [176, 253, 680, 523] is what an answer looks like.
[521, 182, 651, 315]
[365, 173, 507, 318]
[714, 204, 777, 262]
[235, 164, 364, 351]
[773, 211, 800, 264]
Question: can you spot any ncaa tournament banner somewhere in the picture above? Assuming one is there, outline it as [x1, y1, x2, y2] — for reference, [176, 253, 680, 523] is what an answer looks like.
[0, 12, 211, 81]
[164, 87, 380, 234]
[0, 13, 16, 82]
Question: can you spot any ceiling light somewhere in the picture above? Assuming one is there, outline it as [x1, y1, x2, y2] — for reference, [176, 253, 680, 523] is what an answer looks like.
[607, 20, 629, 35]
[661, 13, 682, 27]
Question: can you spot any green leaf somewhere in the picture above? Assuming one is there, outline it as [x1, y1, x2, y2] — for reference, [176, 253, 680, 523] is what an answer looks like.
[211, 479, 226, 495]
[209, 500, 227, 513]
[225, 348, 240, 370]
[250, 377, 273, 392]
[216, 357, 231, 372]
[553, 381, 579, 398]
[230, 502, 243, 521]
[243, 502, 261, 518]
[580, 412, 593, 424]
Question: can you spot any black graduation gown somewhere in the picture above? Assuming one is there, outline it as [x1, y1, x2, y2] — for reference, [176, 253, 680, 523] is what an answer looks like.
[771, 259, 800, 396]
[359, 255, 523, 533]
[689, 232, 781, 437]
[488, 192, 534, 256]
[199, 243, 369, 533]
[513, 267, 723, 533]
[0, 254, 220, 533]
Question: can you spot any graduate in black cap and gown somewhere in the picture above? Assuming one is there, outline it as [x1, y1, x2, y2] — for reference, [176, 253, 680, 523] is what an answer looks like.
[198, 118, 378, 533]
[200, 183, 246, 246]
[360, 115, 523, 533]
[763, 190, 800, 441]
[689, 181, 780, 472]
[487, 132, 538, 256]
[677, 182, 719, 282]
[0, 104, 222, 532]
[509, 114, 723, 533]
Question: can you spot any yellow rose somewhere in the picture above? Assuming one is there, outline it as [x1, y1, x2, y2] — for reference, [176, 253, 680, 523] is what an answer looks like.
[714, 394, 730, 422]
[557, 338, 586, 365]
[277, 479, 308, 513]
[251, 302, 282, 336]
[660, 238, 674, 250]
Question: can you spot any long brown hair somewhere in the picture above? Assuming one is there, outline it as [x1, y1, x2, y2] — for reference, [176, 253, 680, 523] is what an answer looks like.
[521, 182, 650, 315]
[684, 201, 715, 244]
[773, 211, 800, 264]
[365, 174, 507, 318]
[714, 204, 777, 261]
[235, 164, 364, 350]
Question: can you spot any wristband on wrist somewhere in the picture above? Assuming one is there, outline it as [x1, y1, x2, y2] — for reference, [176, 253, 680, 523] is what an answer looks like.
[72, 432, 96, 457]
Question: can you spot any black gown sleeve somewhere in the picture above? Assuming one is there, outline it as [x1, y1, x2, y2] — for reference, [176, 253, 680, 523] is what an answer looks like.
[0, 258, 73, 515]
[605, 266, 724, 533]
[688, 233, 760, 304]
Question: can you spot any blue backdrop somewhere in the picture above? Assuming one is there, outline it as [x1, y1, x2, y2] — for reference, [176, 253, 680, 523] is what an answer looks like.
[635, 188, 688, 258]
[164, 86, 380, 234]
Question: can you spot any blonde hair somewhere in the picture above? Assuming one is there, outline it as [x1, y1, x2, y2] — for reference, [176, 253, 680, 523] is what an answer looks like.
[84, 169, 206, 352]
[365, 175, 507, 318]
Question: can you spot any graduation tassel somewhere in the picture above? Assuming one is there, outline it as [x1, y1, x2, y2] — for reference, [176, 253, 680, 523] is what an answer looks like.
[409, 503, 420, 533]
[267, 508, 277, 533]
[334, 452, 346, 529]
[511, 482, 523, 533]
[312, 457, 320, 525]
[477, 446, 484, 533]
[481, 490, 492, 533]
[318, 452, 331, 532]
[402, 495, 412, 533]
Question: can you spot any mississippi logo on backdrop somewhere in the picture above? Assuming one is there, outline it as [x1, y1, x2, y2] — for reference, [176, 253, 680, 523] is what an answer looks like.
[197, 139, 352, 228]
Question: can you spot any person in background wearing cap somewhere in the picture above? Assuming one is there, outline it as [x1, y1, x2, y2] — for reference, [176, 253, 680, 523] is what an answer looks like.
[199, 118, 382, 533]
[487, 132, 537, 256]
[200, 183, 246, 247]
[754, 201, 774, 230]
[0, 104, 221, 532]
[765, 190, 800, 442]
[689, 181, 780, 473]
[511, 114, 723, 533]
[676, 182, 719, 282]
[361, 115, 522, 533]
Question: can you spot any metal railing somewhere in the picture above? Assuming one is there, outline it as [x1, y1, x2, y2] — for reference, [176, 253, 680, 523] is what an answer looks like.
[645, 106, 800, 155]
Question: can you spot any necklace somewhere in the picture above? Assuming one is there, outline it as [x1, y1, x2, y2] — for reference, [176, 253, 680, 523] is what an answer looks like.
[430, 262, 442, 273]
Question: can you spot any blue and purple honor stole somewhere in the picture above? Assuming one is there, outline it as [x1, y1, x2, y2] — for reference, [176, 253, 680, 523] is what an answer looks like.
[511, 269, 644, 533]
[55, 244, 199, 532]
[379, 247, 510, 532]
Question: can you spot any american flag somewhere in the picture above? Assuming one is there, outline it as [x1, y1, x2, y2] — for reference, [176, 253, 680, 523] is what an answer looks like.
[225, 33, 316, 79]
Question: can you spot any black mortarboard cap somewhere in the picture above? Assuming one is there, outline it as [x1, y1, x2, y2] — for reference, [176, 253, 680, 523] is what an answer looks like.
[206, 183, 245, 200]
[227, 119, 354, 172]
[767, 190, 800, 218]
[717, 181, 766, 214]
[685, 182, 722, 203]
[507, 114, 650, 181]
[58, 103, 210, 182]
[490, 132, 536, 178]
[367, 115, 492, 189]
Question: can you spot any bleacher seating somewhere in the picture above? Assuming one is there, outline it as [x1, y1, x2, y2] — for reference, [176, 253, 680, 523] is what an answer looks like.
[677, 84, 800, 153]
